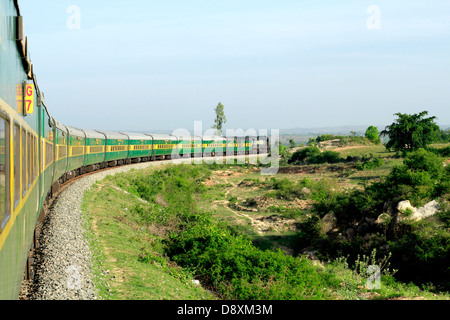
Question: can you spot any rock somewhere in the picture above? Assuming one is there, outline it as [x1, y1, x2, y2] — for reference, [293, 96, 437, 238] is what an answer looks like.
[320, 212, 337, 233]
[321, 212, 337, 234]
[356, 222, 370, 234]
[412, 200, 440, 221]
[397, 200, 414, 213]
[375, 213, 391, 225]
[302, 187, 311, 195]
[397, 200, 440, 222]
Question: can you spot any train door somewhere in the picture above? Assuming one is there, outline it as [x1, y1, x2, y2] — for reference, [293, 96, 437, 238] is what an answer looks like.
[51, 118, 56, 188]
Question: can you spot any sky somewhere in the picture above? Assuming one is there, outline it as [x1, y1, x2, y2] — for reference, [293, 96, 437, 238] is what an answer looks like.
[19, 0, 450, 133]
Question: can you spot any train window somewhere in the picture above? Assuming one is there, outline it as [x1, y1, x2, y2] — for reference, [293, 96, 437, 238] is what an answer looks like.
[45, 142, 53, 167]
[32, 135, 37, 180]
[27, 132, 31, 188]
[13, 124, 20, 208]
[0, 117, 11, 230]
[22, 128, 26, 197]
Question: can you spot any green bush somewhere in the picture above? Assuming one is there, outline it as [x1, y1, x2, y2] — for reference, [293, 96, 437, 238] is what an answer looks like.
[166, 222, 333, 299]
[309, 150, 342, 164]
[355, 155, 384, 170]
[403, 149, 444, 179]
[289, 146, 321, 164]
[388, 218, 450, 289]
[381, 149, 446, 205]
[266, 178, 304, 200]
[289, 147, 343, 165]
[427, 146, 450, 157]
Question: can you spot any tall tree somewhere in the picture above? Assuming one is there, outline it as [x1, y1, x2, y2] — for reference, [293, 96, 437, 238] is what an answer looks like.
[212, 102, 227, 135]
[381, 111, 440, 152]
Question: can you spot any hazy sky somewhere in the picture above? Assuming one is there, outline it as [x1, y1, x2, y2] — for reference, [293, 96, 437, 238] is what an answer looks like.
[20, 0, 450, 132]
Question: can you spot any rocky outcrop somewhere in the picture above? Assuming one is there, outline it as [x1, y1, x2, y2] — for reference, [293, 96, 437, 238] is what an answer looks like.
[397, 200, 440, 222]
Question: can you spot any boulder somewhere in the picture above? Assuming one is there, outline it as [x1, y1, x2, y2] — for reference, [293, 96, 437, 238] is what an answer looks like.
[356, 222, 370, 234]
[397, 200, 415, 214]
[375, 213, 391, 225]
[413, 200, 440, 221]
[397, 200, 440, 222]
[321, 212, 337, 234]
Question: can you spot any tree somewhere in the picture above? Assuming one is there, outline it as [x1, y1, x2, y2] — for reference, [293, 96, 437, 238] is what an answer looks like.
[437, 129, 450, 143]
[365, 126, 381, 144]
[289, 139, 296, 149]
[211, 102, 227, 135]
[381, 111, 440, 152]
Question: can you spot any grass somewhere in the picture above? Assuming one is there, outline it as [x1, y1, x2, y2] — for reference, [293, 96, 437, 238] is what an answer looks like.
[82, 167, 215, 300]
[333, 144, 395, 159]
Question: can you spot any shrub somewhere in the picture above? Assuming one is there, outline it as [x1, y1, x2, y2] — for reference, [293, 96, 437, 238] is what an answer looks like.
[427, 146, 450, 157]
[166, 222, 333, 299]
[289, 147, 343, 165]
[356, 156, 384, 170]
[381, 149, 446, 205]
[403, 149, 444, 179]
[388, 218, 450, 289]
[289, 146, 321, 164]
[267, 178, 303, 200]
[309, 150, 342, 164]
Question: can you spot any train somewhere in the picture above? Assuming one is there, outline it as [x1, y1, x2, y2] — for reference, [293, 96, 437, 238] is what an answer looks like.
[0, 0, 270, 300]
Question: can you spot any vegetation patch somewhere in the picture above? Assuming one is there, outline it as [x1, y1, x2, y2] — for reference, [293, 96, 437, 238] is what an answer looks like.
[83, 152, 450, 299]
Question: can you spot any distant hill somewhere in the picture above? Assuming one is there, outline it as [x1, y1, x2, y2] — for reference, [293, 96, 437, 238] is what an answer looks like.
[279, 125, 385, 136]
[119, 124, 449, 137]
[281, 124, 449, 136]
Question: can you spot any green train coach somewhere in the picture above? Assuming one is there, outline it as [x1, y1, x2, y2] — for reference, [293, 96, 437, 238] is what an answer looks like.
[0, 0, 270, 300]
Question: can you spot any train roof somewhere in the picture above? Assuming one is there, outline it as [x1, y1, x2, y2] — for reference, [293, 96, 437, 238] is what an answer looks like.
[82, 128, 106, 139]
[66, 125, 86, 137]
[172, 135, 192, 140]
[96, 130, 128, 140]
[53, 120, 67, 132]
[145, 133, 177, 141]
[202, 135, 226, 141]
[120, 132, 152, 140]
